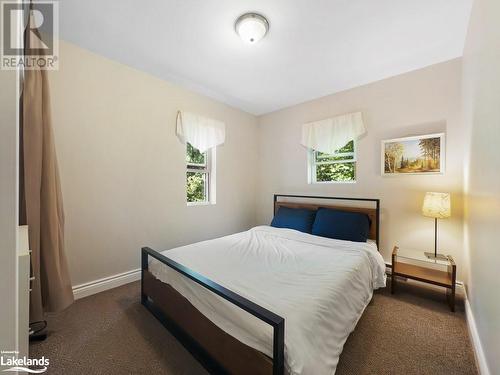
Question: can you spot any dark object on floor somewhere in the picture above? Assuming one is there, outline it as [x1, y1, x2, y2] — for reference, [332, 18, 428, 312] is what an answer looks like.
[29, 320, 48, 342]
[29, 332, 47, 342]
[30, 280, 478, 375]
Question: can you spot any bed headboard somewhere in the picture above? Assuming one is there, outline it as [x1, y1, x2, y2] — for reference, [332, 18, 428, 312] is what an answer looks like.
[273, 194, 380, 247]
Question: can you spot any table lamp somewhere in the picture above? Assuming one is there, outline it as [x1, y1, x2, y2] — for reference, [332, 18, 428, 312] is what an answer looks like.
[422, 192, 451, 261]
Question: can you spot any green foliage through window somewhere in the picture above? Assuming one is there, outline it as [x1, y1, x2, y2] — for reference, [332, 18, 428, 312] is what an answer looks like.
[312, 140, 356, 182]
[186, 143, 206, 165]
[186, 143, 209, 203]
[316, 163, 356, 182]
[186, 172, 206, 202]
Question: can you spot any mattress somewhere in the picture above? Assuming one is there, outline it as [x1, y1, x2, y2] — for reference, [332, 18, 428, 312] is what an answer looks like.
[149, 226, 386, 375]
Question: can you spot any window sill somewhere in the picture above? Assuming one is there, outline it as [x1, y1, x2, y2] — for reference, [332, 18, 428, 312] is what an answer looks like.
[187, 201, 215, 207]
[309, 180, 357, 184]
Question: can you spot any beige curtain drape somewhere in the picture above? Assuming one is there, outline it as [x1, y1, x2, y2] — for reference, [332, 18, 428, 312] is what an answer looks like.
[20, 9, 73, 323]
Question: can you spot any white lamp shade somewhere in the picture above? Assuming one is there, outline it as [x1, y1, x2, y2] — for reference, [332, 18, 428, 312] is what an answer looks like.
[235, 13, 269, 44]
[422, 192, 451, 219]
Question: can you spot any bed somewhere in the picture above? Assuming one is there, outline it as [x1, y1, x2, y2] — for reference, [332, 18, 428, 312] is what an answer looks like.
[141, 194, 386, 375]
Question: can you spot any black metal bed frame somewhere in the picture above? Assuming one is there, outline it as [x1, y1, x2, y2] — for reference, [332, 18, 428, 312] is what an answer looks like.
[141, 247, 284, 374]
[141, 194, 380, 374]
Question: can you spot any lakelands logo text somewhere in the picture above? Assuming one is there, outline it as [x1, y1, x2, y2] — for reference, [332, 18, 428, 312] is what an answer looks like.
[1, 351, 49, 373]
[1, 1, 59, 70]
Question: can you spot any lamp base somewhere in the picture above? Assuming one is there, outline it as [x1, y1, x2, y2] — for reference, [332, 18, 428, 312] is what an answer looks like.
[424, 252, 448, 261]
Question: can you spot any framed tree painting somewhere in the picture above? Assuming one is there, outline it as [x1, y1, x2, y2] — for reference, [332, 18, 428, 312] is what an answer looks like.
[381, 133, 445, 175]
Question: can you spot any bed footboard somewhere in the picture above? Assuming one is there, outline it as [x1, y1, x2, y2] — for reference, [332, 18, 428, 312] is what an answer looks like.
[141, 247, 285, 375]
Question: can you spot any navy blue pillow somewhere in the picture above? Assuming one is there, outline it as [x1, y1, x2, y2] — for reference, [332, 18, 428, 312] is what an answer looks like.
[271, 207, 317, 234]
[312, 208, 370, 242]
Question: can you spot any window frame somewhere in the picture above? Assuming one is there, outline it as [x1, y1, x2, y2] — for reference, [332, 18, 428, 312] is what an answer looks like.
[308, 140, 357, 184]
[186, 144, 216, 206]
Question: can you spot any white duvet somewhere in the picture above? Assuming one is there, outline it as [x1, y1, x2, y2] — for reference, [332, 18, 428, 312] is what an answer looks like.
[149, 226, 386, 375]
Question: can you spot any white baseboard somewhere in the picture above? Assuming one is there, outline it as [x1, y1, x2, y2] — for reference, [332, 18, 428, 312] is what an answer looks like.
[73, 268, 141, 300]
[463, 288, 491, 375]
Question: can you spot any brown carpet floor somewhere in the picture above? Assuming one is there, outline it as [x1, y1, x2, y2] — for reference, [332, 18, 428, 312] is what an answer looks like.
[30, 280, 478, 375]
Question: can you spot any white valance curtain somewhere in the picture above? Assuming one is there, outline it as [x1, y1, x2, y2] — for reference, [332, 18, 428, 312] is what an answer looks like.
[301, 111, 366, 154]
[176, 111, 226, 152]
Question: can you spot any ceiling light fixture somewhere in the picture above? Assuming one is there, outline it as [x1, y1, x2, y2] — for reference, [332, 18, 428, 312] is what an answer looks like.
[235, 13, 269, 44]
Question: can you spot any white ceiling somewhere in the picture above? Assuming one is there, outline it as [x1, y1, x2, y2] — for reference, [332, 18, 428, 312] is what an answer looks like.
[60, 0, 473, 115]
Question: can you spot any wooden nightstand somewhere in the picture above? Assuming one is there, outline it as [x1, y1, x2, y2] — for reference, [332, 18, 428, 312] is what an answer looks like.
[391, 246, 457, 312]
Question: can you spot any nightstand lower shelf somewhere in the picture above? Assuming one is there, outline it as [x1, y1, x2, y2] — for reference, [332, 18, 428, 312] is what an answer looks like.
[391, 246, 456, 312]
[393, 262, 452, 287]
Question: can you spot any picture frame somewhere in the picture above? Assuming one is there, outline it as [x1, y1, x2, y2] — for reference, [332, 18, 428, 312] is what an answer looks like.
[381, 133, 445, 175]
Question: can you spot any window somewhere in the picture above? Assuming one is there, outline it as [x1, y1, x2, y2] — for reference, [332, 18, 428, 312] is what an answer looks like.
[309, 140, 356, 183]
[186, 143, 215, 204]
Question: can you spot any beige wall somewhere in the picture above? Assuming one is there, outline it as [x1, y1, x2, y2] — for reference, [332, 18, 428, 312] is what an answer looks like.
[256, 59, 466, 279]
[51, 42, 469, 289]
[462, 0, 500, 372]
[49, 41, 258, 286]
